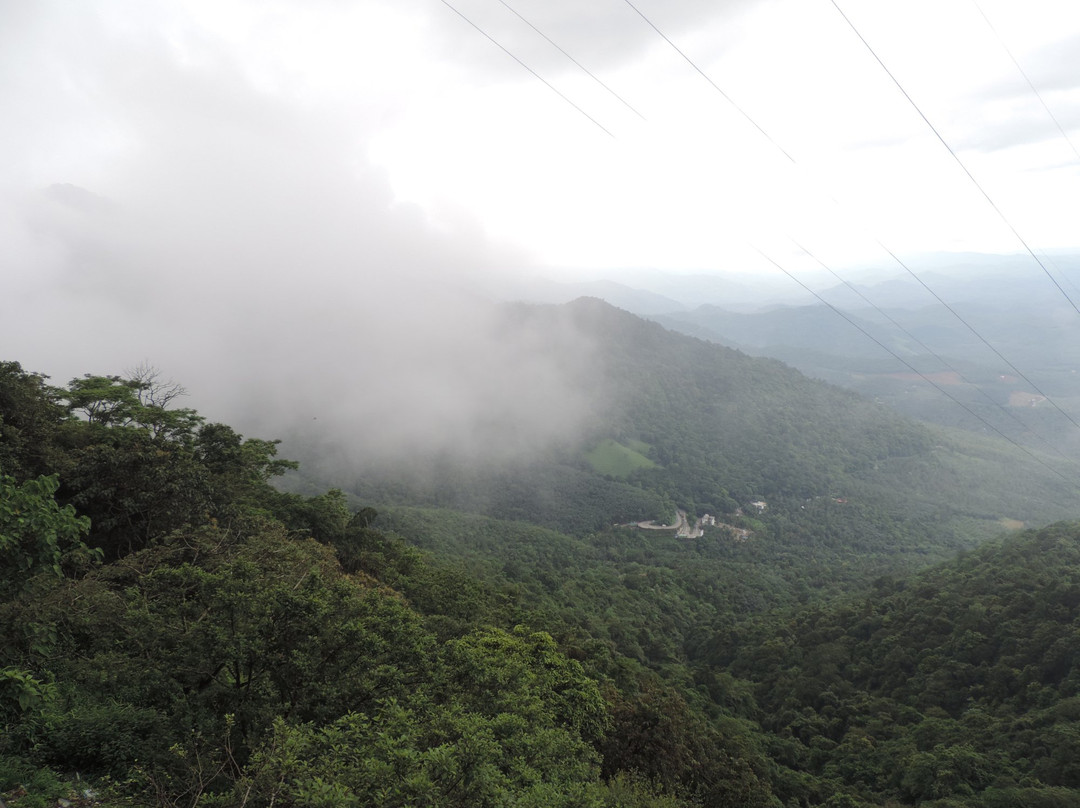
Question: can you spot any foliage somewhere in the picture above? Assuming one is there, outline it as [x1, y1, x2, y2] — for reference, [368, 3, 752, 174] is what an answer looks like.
[5, 337, 1080, 807]
[0, 473, 91, 600]
[236, 628, 608, 808]
[0, 756, 68, 808]
[335, 299, 1080, 568]
[716, 521, 1080, 804]
[0, 362, 66, 481]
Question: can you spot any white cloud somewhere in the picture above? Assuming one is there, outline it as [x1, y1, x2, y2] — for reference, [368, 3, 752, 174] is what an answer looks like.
[2, 0, 1079, 461]
[0, 0, 603, 464]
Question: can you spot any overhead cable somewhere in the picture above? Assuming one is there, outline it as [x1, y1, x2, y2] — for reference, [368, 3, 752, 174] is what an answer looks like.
[793, 239, 1075, 461]
[621, 0, 1080, 435]
[496, 0, 646, 120]
[829, 0, 1080, 318]
[870, 239, 1080, 433]
[438, 0, 616, 138]
[621, 0, 796, 162]
[755, 246, 1078, 488]
[972, 0, 1080, 164]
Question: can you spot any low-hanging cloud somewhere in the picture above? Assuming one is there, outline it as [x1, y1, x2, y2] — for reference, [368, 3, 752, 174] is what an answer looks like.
[1, 0, 604, 471]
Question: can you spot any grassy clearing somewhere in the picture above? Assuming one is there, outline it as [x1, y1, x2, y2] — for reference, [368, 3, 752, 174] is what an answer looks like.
[585, 438, 656, 478]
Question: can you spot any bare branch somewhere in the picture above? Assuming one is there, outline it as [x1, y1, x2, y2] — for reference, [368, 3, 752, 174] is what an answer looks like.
[127, 361, 188, 408]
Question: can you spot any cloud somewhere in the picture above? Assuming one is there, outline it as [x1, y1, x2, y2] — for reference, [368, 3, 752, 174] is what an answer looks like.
[428, 0, 761, 81]
[1021, 32, 1080, 93]
[943, 27, 1080, 154]
[0, 0, 602, 468]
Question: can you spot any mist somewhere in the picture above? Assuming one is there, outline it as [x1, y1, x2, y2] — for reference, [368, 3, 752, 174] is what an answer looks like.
[0, 1, 604, 471]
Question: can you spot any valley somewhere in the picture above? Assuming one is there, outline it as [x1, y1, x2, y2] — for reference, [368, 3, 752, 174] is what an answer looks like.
[7, 1, 1080, 804]
[3, 297, 1080, 807]
[638, 255, 1080, 456]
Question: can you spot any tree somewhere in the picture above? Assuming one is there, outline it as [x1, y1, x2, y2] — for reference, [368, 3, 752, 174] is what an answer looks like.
[0, 361, 65, 480]
[62, 372, 204, 441]
[0, 473, 91, 601]
[0, 472, 93, 730]
[30, 520, 436, 781]
[126, 362, 187, 409]
[59, 427, 209, 558]
[48, 372, 295, 558]
[233, 627, 610, 808]
[63, 374, 145, 428]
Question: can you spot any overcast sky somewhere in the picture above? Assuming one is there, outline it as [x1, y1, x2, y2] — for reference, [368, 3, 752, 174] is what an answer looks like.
[5, 0, 1080, 275]
[2, 0, 1079, 457]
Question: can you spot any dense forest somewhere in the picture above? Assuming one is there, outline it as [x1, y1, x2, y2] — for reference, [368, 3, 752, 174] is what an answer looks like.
[3, 302, 1080, 806]
[326, 300, 1080, 572]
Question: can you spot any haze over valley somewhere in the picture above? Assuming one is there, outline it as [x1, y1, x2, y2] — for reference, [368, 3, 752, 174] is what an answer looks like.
[3, 1, 1080, 806]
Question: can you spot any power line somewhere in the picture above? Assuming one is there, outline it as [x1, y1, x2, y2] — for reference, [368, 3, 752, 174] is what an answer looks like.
[619, 0, 1080, 437]
[496, 0, 646, 120]
[438, 0, 616, 138]
[971, 0, 1080, 164]
[620, 0, 796, 163]
[1036, 249, 1080, 303]
[971, 0, 1080, 310]
[446, 1, 1080, 491]
[828, 0, 1080, 319]
[794, 239, 1075, 462]
[869, 239, 1080, 433]
[755, 246, 1078, 487]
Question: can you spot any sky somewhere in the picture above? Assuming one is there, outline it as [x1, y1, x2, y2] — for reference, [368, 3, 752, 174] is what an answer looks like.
[367, 0, 1080, 274]
[2, 0, 1079, 460]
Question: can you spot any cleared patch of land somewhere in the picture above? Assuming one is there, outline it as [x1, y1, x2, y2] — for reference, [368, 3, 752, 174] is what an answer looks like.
[1008, 391, 1047, 407]
[585, 438, 656, 478]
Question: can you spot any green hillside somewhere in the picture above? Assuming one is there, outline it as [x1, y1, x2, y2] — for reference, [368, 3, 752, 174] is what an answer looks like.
[718, 520, 1080, 806]
[585, 438, 657, 478]
[0, 359, 781, 807]
[376, 506, 1080, 806]
[4, 303, 1080, 807]
[332, 299, 1080, 566]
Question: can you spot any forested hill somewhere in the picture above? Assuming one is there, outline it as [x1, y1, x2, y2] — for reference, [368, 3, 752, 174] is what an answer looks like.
[716, 519, 1080, 805]
[4, 358, 1080, 806]
[335, 298, 1080, 572]
[2, 360, 777, 807]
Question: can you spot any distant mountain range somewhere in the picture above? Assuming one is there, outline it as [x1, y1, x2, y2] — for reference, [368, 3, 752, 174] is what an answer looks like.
[504, 254, 1080, 448]
[488, 266, 815, 313]
[504, 251, 1080, 312]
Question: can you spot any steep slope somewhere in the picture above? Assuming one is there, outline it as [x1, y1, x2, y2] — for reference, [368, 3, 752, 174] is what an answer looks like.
[0, 360, 779, 807]
[6, 357, 1080, 807]
[325, 298, 1080, 576]
[557, 298, 1076, 528]
[716, 520, 1080, 805]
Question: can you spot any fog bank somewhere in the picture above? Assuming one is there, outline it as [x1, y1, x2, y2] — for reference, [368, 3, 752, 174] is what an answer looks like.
[1, 1, 602, 467]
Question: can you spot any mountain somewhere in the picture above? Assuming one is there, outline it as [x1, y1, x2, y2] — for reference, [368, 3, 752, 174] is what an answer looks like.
[652, 303, 898, 359]
[293, 298, 1080, 592]
[371, 504, 1080, 807]
[486, 274, 689, 315]
[494, 266, 819, 315]
[4, 319, 1080, 806]
[653, 261, 1080, 449]
[596, 268, 813, 310]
